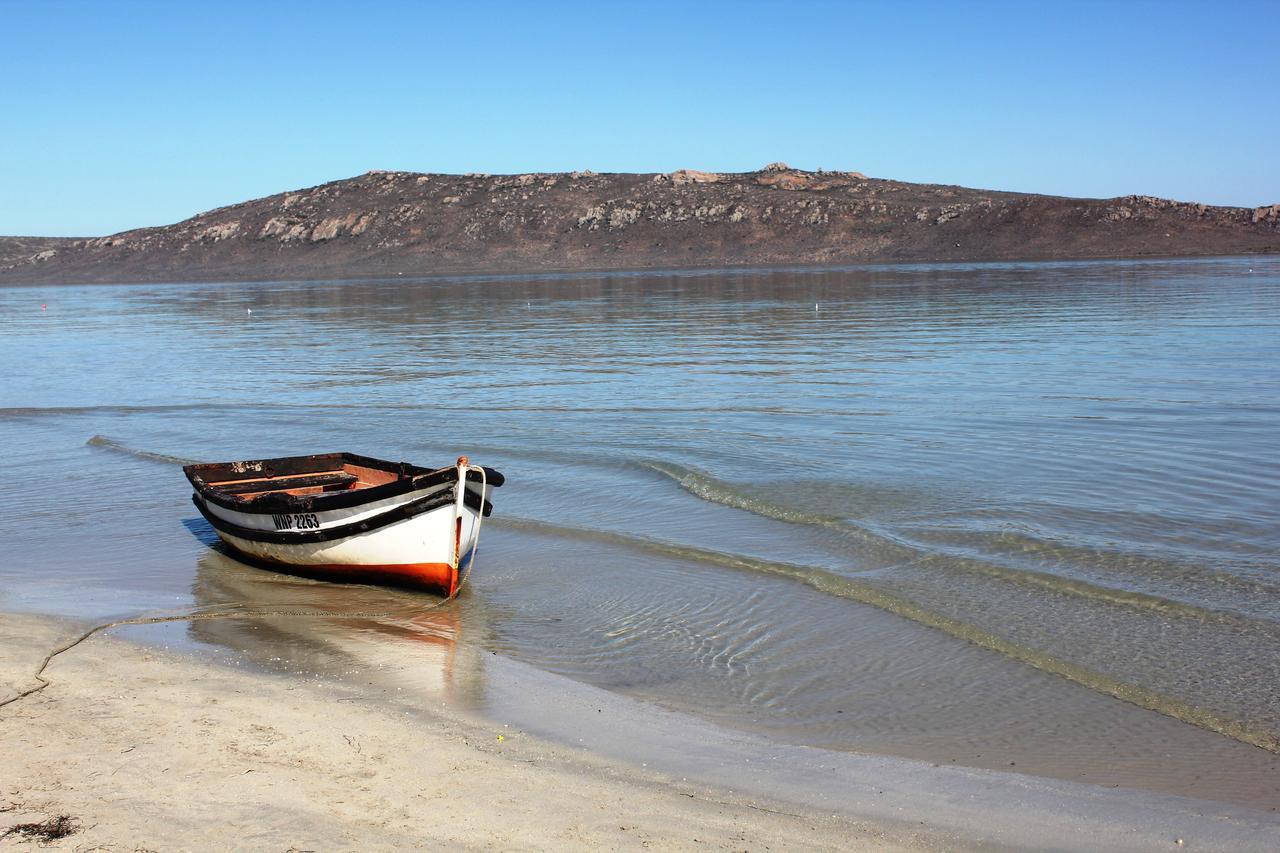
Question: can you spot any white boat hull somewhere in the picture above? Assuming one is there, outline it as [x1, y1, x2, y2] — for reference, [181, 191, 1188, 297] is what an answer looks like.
[186, 454, 499, 595]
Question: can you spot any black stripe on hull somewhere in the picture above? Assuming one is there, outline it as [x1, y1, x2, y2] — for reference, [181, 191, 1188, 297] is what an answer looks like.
[192, 488, 492, 545]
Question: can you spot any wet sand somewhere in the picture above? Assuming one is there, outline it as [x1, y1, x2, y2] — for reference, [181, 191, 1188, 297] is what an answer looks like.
[4, 613, 1279, 852]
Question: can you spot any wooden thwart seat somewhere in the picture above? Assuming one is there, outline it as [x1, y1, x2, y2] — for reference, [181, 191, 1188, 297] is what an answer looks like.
[216, 471, 360, 495]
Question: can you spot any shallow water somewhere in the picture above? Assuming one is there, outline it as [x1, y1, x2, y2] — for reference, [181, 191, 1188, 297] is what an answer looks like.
[2, 257, 1279, 807]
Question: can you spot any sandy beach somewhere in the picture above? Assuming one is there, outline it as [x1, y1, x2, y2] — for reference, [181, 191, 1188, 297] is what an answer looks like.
[4, 611, 1280, 851]
[0, 613, 942, 851]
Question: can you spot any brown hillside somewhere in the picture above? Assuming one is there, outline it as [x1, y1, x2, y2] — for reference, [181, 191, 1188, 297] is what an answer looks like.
[3, 165, 1277, 284]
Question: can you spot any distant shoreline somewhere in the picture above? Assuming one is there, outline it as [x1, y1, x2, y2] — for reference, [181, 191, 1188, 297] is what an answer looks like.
[2, 249, 1276, 290]
[3, 166, 1277, 286]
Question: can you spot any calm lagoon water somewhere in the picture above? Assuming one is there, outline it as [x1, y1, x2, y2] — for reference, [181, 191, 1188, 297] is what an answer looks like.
[2, 257, 1278, 807]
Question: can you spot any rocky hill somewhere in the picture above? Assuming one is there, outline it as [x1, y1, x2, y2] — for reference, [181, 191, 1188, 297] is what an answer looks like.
[3, 164, 1278, 284]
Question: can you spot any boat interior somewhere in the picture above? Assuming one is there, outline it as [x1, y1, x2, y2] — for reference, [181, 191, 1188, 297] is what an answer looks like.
[207, 465, 398, 498]
[189, 454, 420, 500]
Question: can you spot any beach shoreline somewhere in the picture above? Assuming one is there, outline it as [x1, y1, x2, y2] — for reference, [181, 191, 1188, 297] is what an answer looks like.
[4, 611, 1279, 851]
[0, 612, 935, 851]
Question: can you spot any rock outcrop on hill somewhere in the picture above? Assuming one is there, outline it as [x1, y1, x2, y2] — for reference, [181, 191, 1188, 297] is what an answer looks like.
[2, 165, 1276, 284]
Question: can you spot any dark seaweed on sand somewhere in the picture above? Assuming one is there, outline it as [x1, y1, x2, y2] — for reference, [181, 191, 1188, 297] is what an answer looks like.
[3, 814, 79, 842]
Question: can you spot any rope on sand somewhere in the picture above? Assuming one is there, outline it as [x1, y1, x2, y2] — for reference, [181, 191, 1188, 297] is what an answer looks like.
[2, 462, 487, 711]
[0, 558, 477, 712]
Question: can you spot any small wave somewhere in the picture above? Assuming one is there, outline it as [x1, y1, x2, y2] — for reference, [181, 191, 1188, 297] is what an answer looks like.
[897, 522, 1280, 613]
[86, 435, 196, 465]
[1, 404, 243, 418]
[640, 459, 1271, 627]
[640, 459, 848, 528]
[496, 515, 1280, 753]
[1, 402, 819, 420]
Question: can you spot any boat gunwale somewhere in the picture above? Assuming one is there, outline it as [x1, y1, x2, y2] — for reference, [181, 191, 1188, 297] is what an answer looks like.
[183, 452, 502, 514]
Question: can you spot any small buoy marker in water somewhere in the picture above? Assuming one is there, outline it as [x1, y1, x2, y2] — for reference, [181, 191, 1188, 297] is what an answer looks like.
[41, 304, 47, 310]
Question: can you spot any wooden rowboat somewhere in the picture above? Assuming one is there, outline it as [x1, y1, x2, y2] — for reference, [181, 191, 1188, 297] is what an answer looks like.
[185, 453, 504, 595]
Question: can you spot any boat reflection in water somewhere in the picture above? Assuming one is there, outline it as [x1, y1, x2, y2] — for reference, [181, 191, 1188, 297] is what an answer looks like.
[189, 547, 489, 708]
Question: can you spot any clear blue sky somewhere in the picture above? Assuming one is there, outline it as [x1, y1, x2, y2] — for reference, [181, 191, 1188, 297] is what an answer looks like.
[2, 0, 1277, 236]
